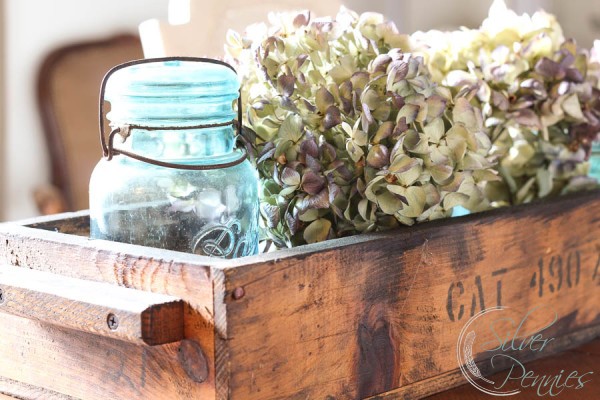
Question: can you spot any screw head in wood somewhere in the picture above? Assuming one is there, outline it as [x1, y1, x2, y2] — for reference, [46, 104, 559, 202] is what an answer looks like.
[0, 288, 4, 304]
[107, 313, 119, 330]
[232, 287, 245, 300]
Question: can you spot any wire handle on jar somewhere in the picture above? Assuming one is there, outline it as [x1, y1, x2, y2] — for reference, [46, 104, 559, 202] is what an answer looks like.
[98, 57, 246, 170]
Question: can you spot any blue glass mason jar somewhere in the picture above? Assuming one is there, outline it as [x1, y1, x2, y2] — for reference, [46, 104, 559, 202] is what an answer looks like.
[591, 142, 600, 181]
[89, 58, 259, 258]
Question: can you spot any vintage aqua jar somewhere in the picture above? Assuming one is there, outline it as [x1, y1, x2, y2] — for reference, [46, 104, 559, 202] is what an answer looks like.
[591, 142, 600, 181]
[89, 58, 259, 258]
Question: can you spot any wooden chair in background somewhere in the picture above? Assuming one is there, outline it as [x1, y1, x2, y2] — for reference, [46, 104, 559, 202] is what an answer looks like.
[35, 2, 344, 215]
[35, 34, 143, 214]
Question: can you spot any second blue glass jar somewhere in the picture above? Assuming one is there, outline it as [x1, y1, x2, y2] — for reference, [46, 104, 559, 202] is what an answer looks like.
[591, 142, 600, 181]
[89, 59, 259, 258]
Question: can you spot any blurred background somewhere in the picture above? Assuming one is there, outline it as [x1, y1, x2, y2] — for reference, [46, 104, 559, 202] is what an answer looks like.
[0, 0, 598, 221]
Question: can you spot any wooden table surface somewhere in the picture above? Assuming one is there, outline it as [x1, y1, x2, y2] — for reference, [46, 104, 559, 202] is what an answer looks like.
[426, 337, 600, 400]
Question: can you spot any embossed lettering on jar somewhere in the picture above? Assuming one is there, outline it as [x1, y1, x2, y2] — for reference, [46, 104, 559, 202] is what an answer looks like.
[89, 59, 259, 258]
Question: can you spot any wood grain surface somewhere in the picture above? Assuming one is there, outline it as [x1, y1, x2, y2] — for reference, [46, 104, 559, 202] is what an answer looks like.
[0, 312, 199, 399]
[20, 209, 90, 236]
[0, 223, 219, 399]
[216, 189, 600, 399]
[0, 189, 597, 399]
[425, 336, 600, 400]
[0, 376, 76, 399]
[366, 324, 600, 399]
[0, 265, 184, 345]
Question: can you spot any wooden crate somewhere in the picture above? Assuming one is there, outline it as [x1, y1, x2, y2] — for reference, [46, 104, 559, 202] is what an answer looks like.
[0, 189, 598, 400]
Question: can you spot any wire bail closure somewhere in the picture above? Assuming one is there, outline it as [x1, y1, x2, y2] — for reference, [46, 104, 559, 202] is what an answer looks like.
[98, 57, 246, 170]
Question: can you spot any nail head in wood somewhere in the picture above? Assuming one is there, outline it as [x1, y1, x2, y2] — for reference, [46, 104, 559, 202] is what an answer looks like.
[232, 287, 245, 300]
[178, 339, 209, 383]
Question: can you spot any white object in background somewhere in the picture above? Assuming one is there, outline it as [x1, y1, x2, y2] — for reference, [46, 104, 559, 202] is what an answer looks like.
[139, 0, 342, 58]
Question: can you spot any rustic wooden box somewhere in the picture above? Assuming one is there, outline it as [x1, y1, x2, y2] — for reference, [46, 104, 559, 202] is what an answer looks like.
[0, 190, 598, 400]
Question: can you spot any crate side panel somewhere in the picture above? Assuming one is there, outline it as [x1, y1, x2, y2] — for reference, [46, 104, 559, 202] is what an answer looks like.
[0, 227, 218, 399]
[9, 210, 90, 236]
[0, 312, 212, 400]
[220, 191, 600, 399]
[365, 324, 600, 399]
[0, 376, 75, 400]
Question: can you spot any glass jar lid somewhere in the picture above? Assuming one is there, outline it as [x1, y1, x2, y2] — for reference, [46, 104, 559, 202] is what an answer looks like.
[105, 60, 240, 127]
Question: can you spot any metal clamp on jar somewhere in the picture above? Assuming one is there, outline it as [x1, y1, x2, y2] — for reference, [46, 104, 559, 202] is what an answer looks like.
[90, 58, 259, 258]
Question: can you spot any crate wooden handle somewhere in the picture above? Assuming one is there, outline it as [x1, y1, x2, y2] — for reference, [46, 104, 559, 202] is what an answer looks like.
[0, 265, 184, 345]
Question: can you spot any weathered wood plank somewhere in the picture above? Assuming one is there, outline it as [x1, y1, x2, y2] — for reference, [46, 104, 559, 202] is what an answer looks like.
[217, 189, 600, 400]
[0, 190, 598, 399]
[0, 265, 184, 345]
[0, 376, 76, 400]
[0, 226, 218, 399]
[0, 313, 206, 399]
[367, 324, 600, 399]
[426, 336, 600, 399]
[16, 210, 90, 236]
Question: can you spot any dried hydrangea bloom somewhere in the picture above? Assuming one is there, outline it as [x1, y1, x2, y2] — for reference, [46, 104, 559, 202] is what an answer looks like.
[411, 0, 600, 206]
[226, 8, 496, 247]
